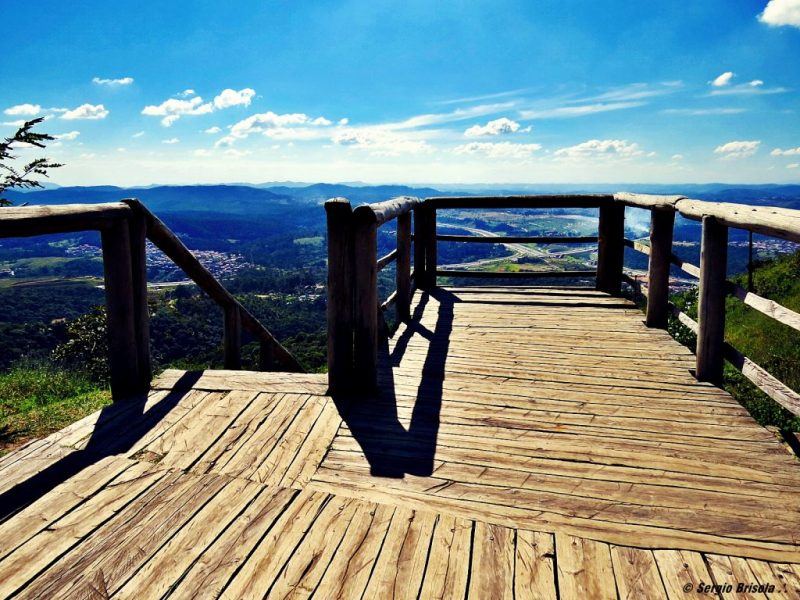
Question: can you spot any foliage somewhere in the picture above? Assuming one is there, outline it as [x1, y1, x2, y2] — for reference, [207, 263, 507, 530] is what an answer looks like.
[52, 307, 110, 382]
[0, 118, 62, 205]
[0, 363, 110, 453]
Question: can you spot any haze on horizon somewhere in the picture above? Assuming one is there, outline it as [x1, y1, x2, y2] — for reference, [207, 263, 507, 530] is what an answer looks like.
[3, 0, 800, 187]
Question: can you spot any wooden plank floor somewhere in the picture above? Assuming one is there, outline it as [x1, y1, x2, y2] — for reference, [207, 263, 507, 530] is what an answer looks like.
[0, 286, 798, 598]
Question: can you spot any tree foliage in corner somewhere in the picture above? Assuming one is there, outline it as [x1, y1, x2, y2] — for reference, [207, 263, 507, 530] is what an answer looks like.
[0, 118, 62, 206]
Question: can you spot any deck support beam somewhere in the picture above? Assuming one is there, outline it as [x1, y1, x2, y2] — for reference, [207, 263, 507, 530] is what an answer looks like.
[696, 216, 728, 383]
[645, 208, 675, 328]
[596, 205, 625, 295]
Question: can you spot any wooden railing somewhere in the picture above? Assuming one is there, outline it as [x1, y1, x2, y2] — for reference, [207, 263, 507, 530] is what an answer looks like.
[325, 196, 419, 391]
[325, 194, 628, 391]
[0, 200, 303, 401]
[617, 192, 800, 418]
[326, 192, 800, 417]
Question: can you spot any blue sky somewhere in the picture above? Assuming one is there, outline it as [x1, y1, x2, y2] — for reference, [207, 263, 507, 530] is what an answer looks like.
[3, 0, 800, 185]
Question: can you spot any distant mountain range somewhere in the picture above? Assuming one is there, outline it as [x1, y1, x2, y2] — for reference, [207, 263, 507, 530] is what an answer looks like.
[6, 182, 800, 214]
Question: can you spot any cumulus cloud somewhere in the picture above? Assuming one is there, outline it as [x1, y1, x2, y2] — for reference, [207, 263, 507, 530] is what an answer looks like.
[1, 120, 27, 127]
[453, 141, 541, 159]
[162, 137, 180, 144]
[711, 72, 734, 87]
[142, 96, 213, 126]
[771, 146, 800, 155]
[714, 140, 761, 159]
[54, 131, 80, 141]
[464, 117, 530, 137]
[4, 103, 42, 116]
[750, 79, 764, 87]
[213, 88, 256, 109]
[179, 89, 195, 97]
[61, 104, 109, 120]
[759, 0, 800, 28]
[554, 139, 644, 159]
[332, 127, 434, 156]
[219, 111, 334, 146]
[203, 126, 222, 134]
[92, 76, 134, 86]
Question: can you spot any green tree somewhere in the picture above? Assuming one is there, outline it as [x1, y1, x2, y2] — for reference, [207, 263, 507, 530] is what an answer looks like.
[1, 118, 62, 206]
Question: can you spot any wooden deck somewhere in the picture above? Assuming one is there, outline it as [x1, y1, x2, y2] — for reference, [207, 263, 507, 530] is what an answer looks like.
[1, 286, 799, 598]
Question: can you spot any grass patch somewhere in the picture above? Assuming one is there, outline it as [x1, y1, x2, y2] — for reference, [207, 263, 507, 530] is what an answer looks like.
[293, 236, 324, 246]
[0, 365, 111, 455]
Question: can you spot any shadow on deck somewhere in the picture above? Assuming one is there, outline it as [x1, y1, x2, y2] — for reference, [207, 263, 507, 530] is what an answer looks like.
[1, 286, 799, 598]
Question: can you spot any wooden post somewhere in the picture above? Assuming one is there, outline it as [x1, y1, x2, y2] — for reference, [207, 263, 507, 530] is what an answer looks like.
[325, 198, 354, 392]
[645, 208, 676, 328]
[420, 204, 437, 289]
[101, 219, 140, 401]
[596, 204, 625, 295]
[223, 304, 242, 369]
[413, 206, 427, 290]
[396, 211, 412, 321]
[353, 206, 378, 391]
[127, 211, 151, 391]
[696, 216, 728, 383]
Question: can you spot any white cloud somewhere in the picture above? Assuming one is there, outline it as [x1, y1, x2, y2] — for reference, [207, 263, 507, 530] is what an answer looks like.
[709, 85, 786, 96]
[464, 117, 530, 137]
[117, 147, 127, 152]
[54, 131, 80, 141]
[79, 153, 96, 159]
[759, 0, 800, 28]
[92, 76, 134, 86]
[213, 88, 256, 109]
[132, 131, 145, 138]
[2, 120, 27, 127]
[714, 140, 760, 159]
[203, 126, 222, 134]
[224, 148, 252, 157]
[142, 96, 212, 126]
[453, 141, 541, 159]
[220, 111, 334, 145]
[386, 102, 515, 130]
[61, 104, 109, 120]
[787, 163, 800, 169]
[4, 103, 42, 116]
[711, 72, 734, 87]
[771, 146, 800, 155]
[554, 139, 644, 159]
[193, 148, 213, 157]
[179, 89, 195, 97]
[662, 107, 746, 116]
[750, 79, 764, 87]
[332, 127, 434, 155]
[671, 154, 684, 160]
[162, 138, 180, 144]
[519, 101, 643, 119]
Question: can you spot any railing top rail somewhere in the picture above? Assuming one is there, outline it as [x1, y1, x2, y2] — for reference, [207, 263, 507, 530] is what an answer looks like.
[353, 196, 421, 226]
[0, 202, 132, 238]
[424, 194, 615, 210]
[614, 192, 800, 244]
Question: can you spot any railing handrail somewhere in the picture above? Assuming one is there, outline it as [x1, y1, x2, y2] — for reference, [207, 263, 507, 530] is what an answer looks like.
[0, 199, 304, 400]
[615, 192, 800, 244]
